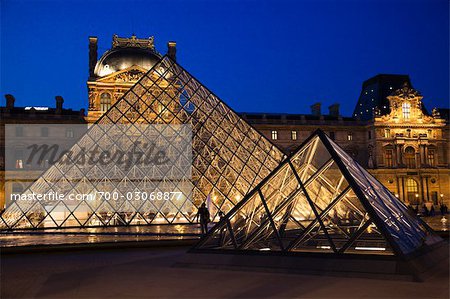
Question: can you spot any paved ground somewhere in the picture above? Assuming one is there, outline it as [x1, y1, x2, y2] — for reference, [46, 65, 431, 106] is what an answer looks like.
[1, 246, 449, 299]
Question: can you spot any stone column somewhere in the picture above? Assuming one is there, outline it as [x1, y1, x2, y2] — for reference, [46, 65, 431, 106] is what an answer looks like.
[393, 145, 398, 168]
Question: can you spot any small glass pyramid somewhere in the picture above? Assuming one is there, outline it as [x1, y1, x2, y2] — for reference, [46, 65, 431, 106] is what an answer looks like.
[194, 130, 442, 256]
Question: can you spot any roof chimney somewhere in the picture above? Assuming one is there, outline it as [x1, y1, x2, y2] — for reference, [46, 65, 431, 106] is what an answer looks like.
[55, 96, 64, 114]
[328, 103, 340, 117]
[167, 41, 177, 61]
[5, 94, 15, 109]
[310, 102, 321, 116]
[89, 36, 98, 78]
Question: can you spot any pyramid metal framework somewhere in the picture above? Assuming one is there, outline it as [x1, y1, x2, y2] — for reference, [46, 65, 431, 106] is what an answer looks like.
[194, 130, 442, 256]
[0, 56, 284, 230]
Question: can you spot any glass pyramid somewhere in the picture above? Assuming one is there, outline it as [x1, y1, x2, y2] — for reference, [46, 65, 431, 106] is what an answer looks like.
[0, 56, 284, 230]
[194, 129, 442, 256]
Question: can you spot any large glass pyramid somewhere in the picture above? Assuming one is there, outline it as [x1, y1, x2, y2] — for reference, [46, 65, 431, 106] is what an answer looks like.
[194, 129, 442, 256]
[0, 56, 284, 230]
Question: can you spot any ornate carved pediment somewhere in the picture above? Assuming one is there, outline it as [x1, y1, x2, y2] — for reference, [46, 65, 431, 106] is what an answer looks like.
[96, 66, 147, 83]
[114, 70, 145, 82]
[389, 82, 422, 99]
[384, 82, 427, 122]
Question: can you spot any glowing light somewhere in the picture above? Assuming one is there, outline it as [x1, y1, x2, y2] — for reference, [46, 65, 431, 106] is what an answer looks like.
[259, 248, 271, 251]
[316, 245, 331, 249]
[25, 107, 49, 110]
[355, 246, 386, 251]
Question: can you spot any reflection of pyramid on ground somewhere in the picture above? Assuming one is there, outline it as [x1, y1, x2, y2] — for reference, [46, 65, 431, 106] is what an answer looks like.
[195, 129, 442, 256]
[1, 56, 284, 230]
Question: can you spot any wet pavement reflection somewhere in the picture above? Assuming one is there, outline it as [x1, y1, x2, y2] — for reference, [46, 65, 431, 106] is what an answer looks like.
[0, 224, 202, 247]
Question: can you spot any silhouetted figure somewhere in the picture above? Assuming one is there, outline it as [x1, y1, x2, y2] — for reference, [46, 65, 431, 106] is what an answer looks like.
[422, 204, 429, 217]
[440, 204, 445, 216]
[407, 205, 416, 217]
[218, 211, 225, 222]
[430, 205, 435, 216]
[195, 203, 210, 235]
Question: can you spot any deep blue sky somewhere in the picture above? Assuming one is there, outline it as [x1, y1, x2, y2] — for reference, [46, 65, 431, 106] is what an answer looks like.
[1, 0, 448, 115]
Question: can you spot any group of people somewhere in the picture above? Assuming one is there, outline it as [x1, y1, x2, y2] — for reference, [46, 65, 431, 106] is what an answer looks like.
[195, 202, 226, 235]
[407, 203, 448, 217]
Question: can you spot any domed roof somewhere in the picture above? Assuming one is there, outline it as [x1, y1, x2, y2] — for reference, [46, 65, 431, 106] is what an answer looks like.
[94, 47, 161, 77]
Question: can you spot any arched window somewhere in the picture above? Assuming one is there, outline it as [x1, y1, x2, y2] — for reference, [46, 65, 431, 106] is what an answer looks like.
[404, 147, 416, 168]
[406, 178, 419, 204]
[402, 102, 411, 119]
[100, 93, 112, 112]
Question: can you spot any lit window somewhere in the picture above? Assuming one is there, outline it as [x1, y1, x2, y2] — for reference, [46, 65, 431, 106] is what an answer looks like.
[402, 102, 411, 119]
[385, 149, 393, 167]
[427, 129, 432, 138]
[428, 149, 435, 166]
[100, 93, 112, 112]
[406, 129, 411, 138]
[41, 127, 49, 137]
[291, 131, 297, 140]
[271, 130, 278, 140]
[385, 129, 390, 138]
[347, 132, 353, 141]
[404, 147, 416, 168]
[406, 178, 419, 204]
[15, 149, 24, 169]
[389, 86, 393, 90]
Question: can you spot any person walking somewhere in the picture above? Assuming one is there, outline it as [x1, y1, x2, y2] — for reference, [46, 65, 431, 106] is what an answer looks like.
[195, 203, 210, 235]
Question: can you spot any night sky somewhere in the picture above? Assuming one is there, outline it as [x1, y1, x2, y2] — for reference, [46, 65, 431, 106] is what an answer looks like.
[1, 0, 448, 116]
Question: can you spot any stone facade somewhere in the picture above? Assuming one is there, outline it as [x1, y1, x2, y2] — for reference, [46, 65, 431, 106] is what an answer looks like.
[0, 35, 448, 214]
[243, 82, 449, 208]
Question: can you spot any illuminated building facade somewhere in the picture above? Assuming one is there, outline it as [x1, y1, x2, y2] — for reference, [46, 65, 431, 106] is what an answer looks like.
[0, 35, 448, 230]
[244, 78, 449, 208]
[86, 35, 164, 123]
[0, 96, 86, 213]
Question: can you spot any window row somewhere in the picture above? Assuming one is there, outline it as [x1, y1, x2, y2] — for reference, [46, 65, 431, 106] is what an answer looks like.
[384, 147, 436, 168]
[269, 130, 353, 141]
[384, 128, 434, 139]
[13, 127, 75, 138]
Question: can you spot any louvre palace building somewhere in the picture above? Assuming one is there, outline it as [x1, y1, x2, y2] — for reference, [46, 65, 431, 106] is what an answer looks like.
[0, 34, 448, 231]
